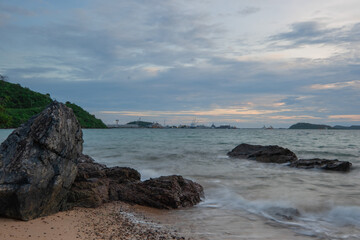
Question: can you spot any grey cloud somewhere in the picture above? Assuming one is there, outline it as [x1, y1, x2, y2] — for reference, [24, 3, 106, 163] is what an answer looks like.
[0, 3, 35, 16]
[271, 21, 342, 46]
[0, 0, 224, 83]
[238, 7, 260, 16]
[280, 96, 305, 105]
[4, 67, 59, 75]
[341, 23, 360, 43]
[90, 1, 222, 51]
[269, 20, 360, 48]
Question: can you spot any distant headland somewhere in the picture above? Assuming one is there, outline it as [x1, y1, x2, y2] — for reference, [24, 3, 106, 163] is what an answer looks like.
[289, 122, 360, 130]
[107, 120, 237, 129]
[0, 75, 107, 129]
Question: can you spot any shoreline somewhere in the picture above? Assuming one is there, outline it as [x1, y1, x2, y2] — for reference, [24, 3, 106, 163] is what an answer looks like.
[0, 201, 194, 240]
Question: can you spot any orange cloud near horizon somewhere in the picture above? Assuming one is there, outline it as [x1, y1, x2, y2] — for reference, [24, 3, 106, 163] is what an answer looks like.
[309, 80, 360, 90]
[100, 107, 291, 118]
[268, 115, 322, 120]
[328, 115, 360, 121]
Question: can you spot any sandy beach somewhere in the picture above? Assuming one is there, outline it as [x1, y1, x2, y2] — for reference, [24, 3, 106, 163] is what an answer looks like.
[0, 201, 192, 240]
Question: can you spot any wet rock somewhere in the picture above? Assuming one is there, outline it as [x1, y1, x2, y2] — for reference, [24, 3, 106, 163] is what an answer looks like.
[227, 143, 298, 163]
[117, 175, 205, 209]
[65, 154, 141, 209]
[0, 102, 82, 220]
[228, 143, 352, 172]
[264, 206, 300, 221]
[75, 154, 107, 180]
[290, 158, 352, 172]
[67, 156, 204, 210]
[66, 176, 110, 208]
[105, 166, 142, 184]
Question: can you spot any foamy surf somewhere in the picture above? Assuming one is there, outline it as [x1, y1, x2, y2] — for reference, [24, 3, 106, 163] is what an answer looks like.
[202, 188, 360, 239]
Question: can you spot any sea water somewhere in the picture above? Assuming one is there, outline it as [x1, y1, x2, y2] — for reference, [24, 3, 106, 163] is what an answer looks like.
[1, 128, 359, 239]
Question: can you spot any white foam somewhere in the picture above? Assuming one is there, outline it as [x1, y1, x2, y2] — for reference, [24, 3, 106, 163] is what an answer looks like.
[202, 187, 360, 239]
[203, 187, 299, 221]
[325, 206, 360, 227]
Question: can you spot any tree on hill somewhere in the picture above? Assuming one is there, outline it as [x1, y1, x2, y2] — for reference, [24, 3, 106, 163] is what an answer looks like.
[0, 104, 12, 128]
[65, 102, 107, 128]
[0, 74, 8, 82]
[0, 75, 12, 127]
[0, 76, 107, 128]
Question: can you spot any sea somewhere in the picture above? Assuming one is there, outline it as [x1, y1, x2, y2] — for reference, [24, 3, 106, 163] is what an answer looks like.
[1, 128, 359, 240]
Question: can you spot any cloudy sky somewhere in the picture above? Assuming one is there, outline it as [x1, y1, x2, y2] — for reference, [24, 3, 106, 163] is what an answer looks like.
[1, 0, 359, 127]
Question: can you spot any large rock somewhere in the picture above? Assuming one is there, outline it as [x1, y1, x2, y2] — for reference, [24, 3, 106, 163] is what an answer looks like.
[227, 143, 298, 163]
[0, 102, 82, 220]
[117, 175, 204, 209]
[290, 158, 352, 172]
[66, 155, 204, 210]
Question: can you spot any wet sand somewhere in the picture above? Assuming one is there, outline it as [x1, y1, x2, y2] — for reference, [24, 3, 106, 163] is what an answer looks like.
[0, 202, 192, 240]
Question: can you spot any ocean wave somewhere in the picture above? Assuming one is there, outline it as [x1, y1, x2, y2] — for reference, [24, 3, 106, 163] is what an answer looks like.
[202, 188, 360, 239]
[296, 150, 358, 159]
[139, 169, 171, 180]
[202, 188, 300, 221]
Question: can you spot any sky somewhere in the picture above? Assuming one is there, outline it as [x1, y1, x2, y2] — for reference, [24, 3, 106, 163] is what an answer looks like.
[0, 0, 359, 127]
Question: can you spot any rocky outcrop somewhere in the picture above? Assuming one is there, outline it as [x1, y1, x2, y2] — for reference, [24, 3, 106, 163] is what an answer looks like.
[289, 158, 352, 172]
[117, 175, 204, 209]
[228, 143, 352, 172]
[0, 102, 83, 220]
[0, 101, 204, 220]
[66, 155, 204, 210]
[227, 143, 298, 163]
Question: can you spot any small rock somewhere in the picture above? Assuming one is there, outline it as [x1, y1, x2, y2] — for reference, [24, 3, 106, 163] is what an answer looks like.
[227, 143, 298, 163]
[290, 158, 352, 172]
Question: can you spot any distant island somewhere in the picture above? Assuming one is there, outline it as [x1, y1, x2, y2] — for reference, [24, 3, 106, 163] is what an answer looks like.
[108, 120, 237, 129]
[0, 76, 107, 128]
[289, 122, 360, 130]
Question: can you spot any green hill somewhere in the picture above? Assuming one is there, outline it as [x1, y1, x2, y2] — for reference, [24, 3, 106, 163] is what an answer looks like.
[289, 123, 332, 129]
[65, 102, 107, 128]
[289, 122, 360, 130]
[0, 77, 106, 128]
[127, 120, 153, 128]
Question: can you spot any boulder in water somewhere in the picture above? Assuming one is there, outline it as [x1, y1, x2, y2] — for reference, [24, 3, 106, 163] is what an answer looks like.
[227, 143, 298, 163]
[290, 158, 352, 172]
[264, 206, 300, 221]
[228, 143, 352, 172]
